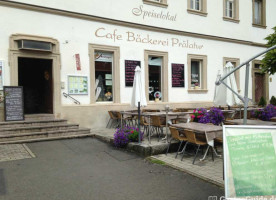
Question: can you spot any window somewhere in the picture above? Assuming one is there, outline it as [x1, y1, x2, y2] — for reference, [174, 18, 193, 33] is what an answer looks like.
[144, 50, 168, 102]
[95, 52, 113, 102]
[187, 0, 207, 16]
[187, 54, 207, 92]
[223, 57, 240, 92]
[252, 0, 266, 28]
[148, 56, 162, 101]
[143, 0, 168, 8]
[223, 0, 239, 23]
[89, 44, 120, 103]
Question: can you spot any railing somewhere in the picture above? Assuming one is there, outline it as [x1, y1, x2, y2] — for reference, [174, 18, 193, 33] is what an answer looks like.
[63, 92, 81, 105]
[216, 45, 276, 125]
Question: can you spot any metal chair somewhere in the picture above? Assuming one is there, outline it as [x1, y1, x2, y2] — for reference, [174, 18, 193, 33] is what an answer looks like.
[166, 127, 188, 158]
[181, 130, 208, 164]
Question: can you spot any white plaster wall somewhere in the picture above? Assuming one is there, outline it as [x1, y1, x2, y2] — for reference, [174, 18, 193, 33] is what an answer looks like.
[0, 5, 276, 106]
[8, 0, 276, 43]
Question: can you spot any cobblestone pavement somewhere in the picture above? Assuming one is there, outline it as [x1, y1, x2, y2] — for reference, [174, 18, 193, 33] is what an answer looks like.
[0, 144, 35, 162]
[151, 150, 224, 187]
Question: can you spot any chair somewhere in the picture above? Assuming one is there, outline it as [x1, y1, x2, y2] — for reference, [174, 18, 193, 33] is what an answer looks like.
[166, 127, 188, 158]
[139, 116, 150, 137]
[151, 116, 166, 141]
[114, 111, 133, 127]
[181, 130, 208, 164]
[106, 111, 117, 128]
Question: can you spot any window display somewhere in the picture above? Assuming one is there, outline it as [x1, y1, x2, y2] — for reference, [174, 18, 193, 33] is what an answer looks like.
[95, 52, 113, 102]
[148, 56, 162, 101]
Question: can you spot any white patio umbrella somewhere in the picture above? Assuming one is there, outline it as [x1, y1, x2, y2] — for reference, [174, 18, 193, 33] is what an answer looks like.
[214, 62, 241, 106]
[131, 66, 147, 144]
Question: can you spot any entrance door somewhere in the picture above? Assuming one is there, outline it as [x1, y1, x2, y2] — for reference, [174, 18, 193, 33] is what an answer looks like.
[18, 58, 53, 114]
[254, 72, 265, 103]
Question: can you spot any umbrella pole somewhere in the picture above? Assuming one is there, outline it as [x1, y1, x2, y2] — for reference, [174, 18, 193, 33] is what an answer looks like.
[138, 101, 141, 144]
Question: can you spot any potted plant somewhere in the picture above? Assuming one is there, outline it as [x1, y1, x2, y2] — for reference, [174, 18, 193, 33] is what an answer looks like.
[199, 107, 225, 125]
[190, 108, 207, 122]
[154, 91, 162, 102]
[194, 82, 199, 89]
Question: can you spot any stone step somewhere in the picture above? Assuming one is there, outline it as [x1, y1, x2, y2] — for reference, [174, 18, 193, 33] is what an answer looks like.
[0, 129, 93, 144]
[24, 114, 55, 121]
[0, 124, 79, 135]
[0, 119, 67, 129]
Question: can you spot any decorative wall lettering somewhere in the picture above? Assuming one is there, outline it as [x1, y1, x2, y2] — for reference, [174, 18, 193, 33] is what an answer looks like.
[94, 28, 204, 50]
[132, 5, 177, 21]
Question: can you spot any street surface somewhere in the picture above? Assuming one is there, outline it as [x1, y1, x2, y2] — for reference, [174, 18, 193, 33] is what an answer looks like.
[0, 138, 224, 200]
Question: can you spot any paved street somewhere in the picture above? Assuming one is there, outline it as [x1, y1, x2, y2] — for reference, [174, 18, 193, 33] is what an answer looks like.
[0, 138, 224, 200]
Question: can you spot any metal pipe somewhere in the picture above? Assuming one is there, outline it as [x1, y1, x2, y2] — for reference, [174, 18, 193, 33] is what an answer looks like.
[243, 63, 250, 125]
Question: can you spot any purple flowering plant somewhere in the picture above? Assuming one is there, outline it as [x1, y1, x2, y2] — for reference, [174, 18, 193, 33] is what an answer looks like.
[199, 107, 225, 125]
[114, 126, 144, 148]
[251, 104, 276, 121]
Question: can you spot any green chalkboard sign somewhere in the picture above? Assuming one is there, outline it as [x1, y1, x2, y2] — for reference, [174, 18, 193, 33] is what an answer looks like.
[224, 126, 276, 199]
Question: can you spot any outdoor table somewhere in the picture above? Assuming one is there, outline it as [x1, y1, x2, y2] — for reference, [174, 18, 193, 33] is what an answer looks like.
[225, 119, 276, 125]
[171, 122, 223, 161]
[121, 111, 193, 144]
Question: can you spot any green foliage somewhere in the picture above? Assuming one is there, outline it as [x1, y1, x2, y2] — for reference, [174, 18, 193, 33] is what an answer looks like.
[258, 96, 267, 107]
[150, 159, 166, 165]
[127, 130, 139, 142]
[270, 96, 276, 106]
[261, 27, 276, 75]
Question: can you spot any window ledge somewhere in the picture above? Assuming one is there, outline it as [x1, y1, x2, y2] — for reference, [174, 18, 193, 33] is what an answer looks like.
[143, 0, 168, 8]
[252, 23, 267, 29]
[223, 17, 240, 23]
[188, 89, 208, 93]
[187, 9, 207, 17]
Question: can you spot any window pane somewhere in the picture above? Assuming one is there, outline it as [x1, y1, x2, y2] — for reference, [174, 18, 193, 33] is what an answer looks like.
[190, 0, 194, 9]
[95, 52, 113, 102]
[254, 0, 262, 24]
[226, 0, 234, 18]
[191, 61, 201, 87]
[149, 56, 162, 101]
[195, 0, 200, 10]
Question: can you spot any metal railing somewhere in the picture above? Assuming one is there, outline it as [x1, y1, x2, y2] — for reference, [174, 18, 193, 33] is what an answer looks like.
[63, 92, 81, 105]
[215, 45, 276, 125]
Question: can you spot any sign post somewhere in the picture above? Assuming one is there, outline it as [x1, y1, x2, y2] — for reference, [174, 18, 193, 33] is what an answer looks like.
[4, 86, 24, 121]
[224, 125, 276, 199]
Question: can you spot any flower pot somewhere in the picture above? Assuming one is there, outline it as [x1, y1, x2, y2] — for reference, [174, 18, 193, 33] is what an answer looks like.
[194, 86, 199, 90]
[155, 98, 159, 102]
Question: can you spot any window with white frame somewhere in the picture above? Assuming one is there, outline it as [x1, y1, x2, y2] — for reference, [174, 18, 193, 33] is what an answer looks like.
[143, 0, 168, 7]
[254, 0, 262, 24]
[191, 61, 202, 88]
[223, 0, 239, 22]
[190, 0, 201, 11]
[188, 54, 207, 92]
[225, 0, 234, 18]
[253, 0, 266, 27]
[187, 0, 207, 16]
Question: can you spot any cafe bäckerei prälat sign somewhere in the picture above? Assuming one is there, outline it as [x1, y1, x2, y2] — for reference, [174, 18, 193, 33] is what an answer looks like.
[94, 28, 204, 50]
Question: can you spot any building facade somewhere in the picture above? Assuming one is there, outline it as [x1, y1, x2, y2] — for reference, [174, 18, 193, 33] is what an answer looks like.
[0, 0, 275, 128]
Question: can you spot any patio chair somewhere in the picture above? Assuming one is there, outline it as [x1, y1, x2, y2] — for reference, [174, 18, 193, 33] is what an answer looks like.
[151, 116, 166, 142]
[181, 130, 208, 165]
[140, 116, 151, 137]
[114, 111, 133, 127]
[166, 127, 188, 158]
[106, 111, 117, 128]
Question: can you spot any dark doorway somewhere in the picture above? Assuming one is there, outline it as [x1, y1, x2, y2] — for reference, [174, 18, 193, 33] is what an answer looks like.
[254, 72, 265, 104]
[18, 58, 53, 114]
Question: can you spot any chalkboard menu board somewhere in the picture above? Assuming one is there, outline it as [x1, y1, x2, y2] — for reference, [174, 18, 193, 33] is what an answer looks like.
[172, 63, 185, 87]
[224, 126, 276, 199]
[125, 60, 141, 87]
[4, 86, 24, 121]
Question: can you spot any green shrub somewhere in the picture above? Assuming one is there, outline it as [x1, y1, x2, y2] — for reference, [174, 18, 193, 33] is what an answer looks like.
[258, 96, 267, 107]
[270, 96, 276, 106]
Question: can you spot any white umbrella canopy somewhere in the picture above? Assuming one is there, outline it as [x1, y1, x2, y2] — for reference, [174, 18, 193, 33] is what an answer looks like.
[214, 62, 241, 106]
[131, 66, 147, 108]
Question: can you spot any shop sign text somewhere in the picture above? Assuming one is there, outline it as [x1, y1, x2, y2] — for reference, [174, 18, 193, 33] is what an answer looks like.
[95, 28, 203, 50]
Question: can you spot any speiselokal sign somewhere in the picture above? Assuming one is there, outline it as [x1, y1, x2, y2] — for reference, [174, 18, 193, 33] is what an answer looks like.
[224, 125, 276, 200]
